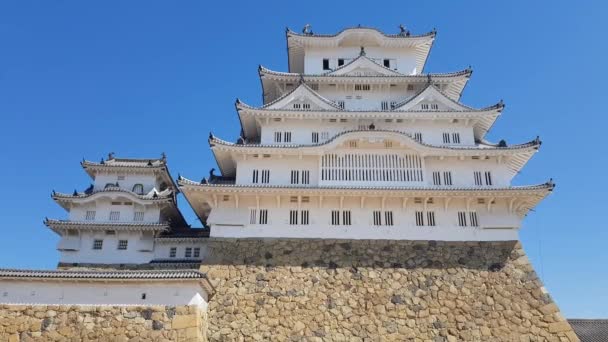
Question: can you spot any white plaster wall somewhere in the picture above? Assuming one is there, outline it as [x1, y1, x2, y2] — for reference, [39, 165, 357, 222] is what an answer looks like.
[314, 84, 419, 111]
[0, 281, 208, 309]
[304, 47, 419, 75]
[260, 119, 476, 146]
[58, 231, 155, 264]
[236, 155, 319, 185]
[424, 157, 512, 187]
[153, 242, 208, 260]
[207, 196, 521, 241]
[68, 199, 161, 223]
[234, 152, 510, 188]
[94, 173, 162, 194]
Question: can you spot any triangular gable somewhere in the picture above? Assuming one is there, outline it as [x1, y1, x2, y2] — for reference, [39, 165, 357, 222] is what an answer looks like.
[262, 83, 341, 110]
[325, 56, 403, 77]
[393, 85, 476, 112]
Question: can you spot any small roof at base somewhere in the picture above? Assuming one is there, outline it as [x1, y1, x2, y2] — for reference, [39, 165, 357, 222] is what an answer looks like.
[0, 268, 205, 280]
[569, 319, 608, 342]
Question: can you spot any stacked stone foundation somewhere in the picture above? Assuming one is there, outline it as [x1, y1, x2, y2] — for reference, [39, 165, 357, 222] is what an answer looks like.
[0, 305, 207, 341]
[201, 238, 578, 341]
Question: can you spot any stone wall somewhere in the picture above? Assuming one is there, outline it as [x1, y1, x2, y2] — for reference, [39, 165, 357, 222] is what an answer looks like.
[0, 304, 207, 341]
[201, 238, 579, 341]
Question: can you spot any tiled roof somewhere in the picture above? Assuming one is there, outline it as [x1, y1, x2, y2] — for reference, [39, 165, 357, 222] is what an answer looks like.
[52, 187, 174, 201]
[286, 26, 435, 39]
[44, 219, 170, 233]
[256, 82, 342, 110]
[210, 129, 539, 151]
[569, 319, 608, 342]
[259, 65, 472, 79]
[0, 268, 206, 280]
[179, 177, 555, 193]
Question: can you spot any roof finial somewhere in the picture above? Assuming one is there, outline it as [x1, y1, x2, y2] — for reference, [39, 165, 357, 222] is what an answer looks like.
[100, 157, 105, 165]
[108, 152, 115, 160]
[302, 24, 313, 35]
[209, 168, 216, 181]
[399, 24, 410, 37]
[73, 189, 78, 196]
[161, 152, 166, 162]
[360, 46, 366, 56]
[548, 178, 555, 187]
[298, 73, 305, 84]
[209, 132, 214, 140]
[427, 74, 432, 84]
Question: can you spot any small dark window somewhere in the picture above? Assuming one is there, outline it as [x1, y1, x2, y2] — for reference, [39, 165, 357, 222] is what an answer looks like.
[141, 293, 146, 300]
[383, 59, 390, 68]
[338, 59, 345, 66]
[322, 59, 330, 70]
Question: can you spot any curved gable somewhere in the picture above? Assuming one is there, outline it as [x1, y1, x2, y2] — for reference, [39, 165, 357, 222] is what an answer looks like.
[394, 85, 475, 112]
[325, 56, 404, 77]
[262, 83, 340, 111]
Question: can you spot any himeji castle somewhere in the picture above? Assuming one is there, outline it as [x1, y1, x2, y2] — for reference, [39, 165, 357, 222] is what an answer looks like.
[2, 26, 581, 342]
[178, 25, 552, 242]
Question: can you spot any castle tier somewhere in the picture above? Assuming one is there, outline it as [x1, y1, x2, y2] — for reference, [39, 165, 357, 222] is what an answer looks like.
[179, 26, 553, 241]
[46, 154, 208, 266]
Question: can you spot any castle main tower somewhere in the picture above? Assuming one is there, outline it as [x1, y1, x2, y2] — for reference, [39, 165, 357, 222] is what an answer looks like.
[179, 25, 551, 241]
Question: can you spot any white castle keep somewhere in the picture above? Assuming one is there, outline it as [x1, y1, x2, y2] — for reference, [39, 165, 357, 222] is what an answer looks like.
[46, 25, 552, 267]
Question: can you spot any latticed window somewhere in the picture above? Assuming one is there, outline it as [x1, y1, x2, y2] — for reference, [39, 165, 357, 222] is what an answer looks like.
[452, 133, 461, 144]
[373, 211, 382, 226]
[133, 211, 144, 222]
[193, 247, 200, 258]
[252, 170, 270, 184]
[469, 212, 479, 227]
[331, 210, 352, 226]
[413, 133, 423, 143]
[169, 247, 177, 258]
[458, 212, 479, 227]
[342, 211, 352, 225]
[185, 247, 192, 258]
[474, 171, 483, 186]
[415, 212, 436, 226]
[289, 210, 298, 225]
[485, 171, 493, 186]
[385, 211, 394, 226]
[432, 171, 441, 185]
[321, 153, 424, 183]
[109, 211, 120, 221]
[132, 184, 144, 195]
[354, 84, 370, 91]
[443, 133, 451, 144]
[443, 172, 453, 186]
[261, 170, 270, 183]
[251, 209, 268, 225]
[312, 132, 319, 143]
[117, 240, 128, 250]
[85, 211, 96, 221]
[301, 210, 309, 225]
[93, 239, 103, 250]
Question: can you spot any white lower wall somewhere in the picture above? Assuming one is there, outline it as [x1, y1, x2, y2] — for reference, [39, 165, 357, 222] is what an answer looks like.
[0, 280, 208, 309]
[207, 196, 522, 241]
[210, 224, 518, 241]
[58, 231, 155, 265]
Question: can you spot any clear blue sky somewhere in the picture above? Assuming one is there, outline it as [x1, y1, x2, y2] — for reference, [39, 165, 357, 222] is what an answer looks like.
[0, 1, 606, 318]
